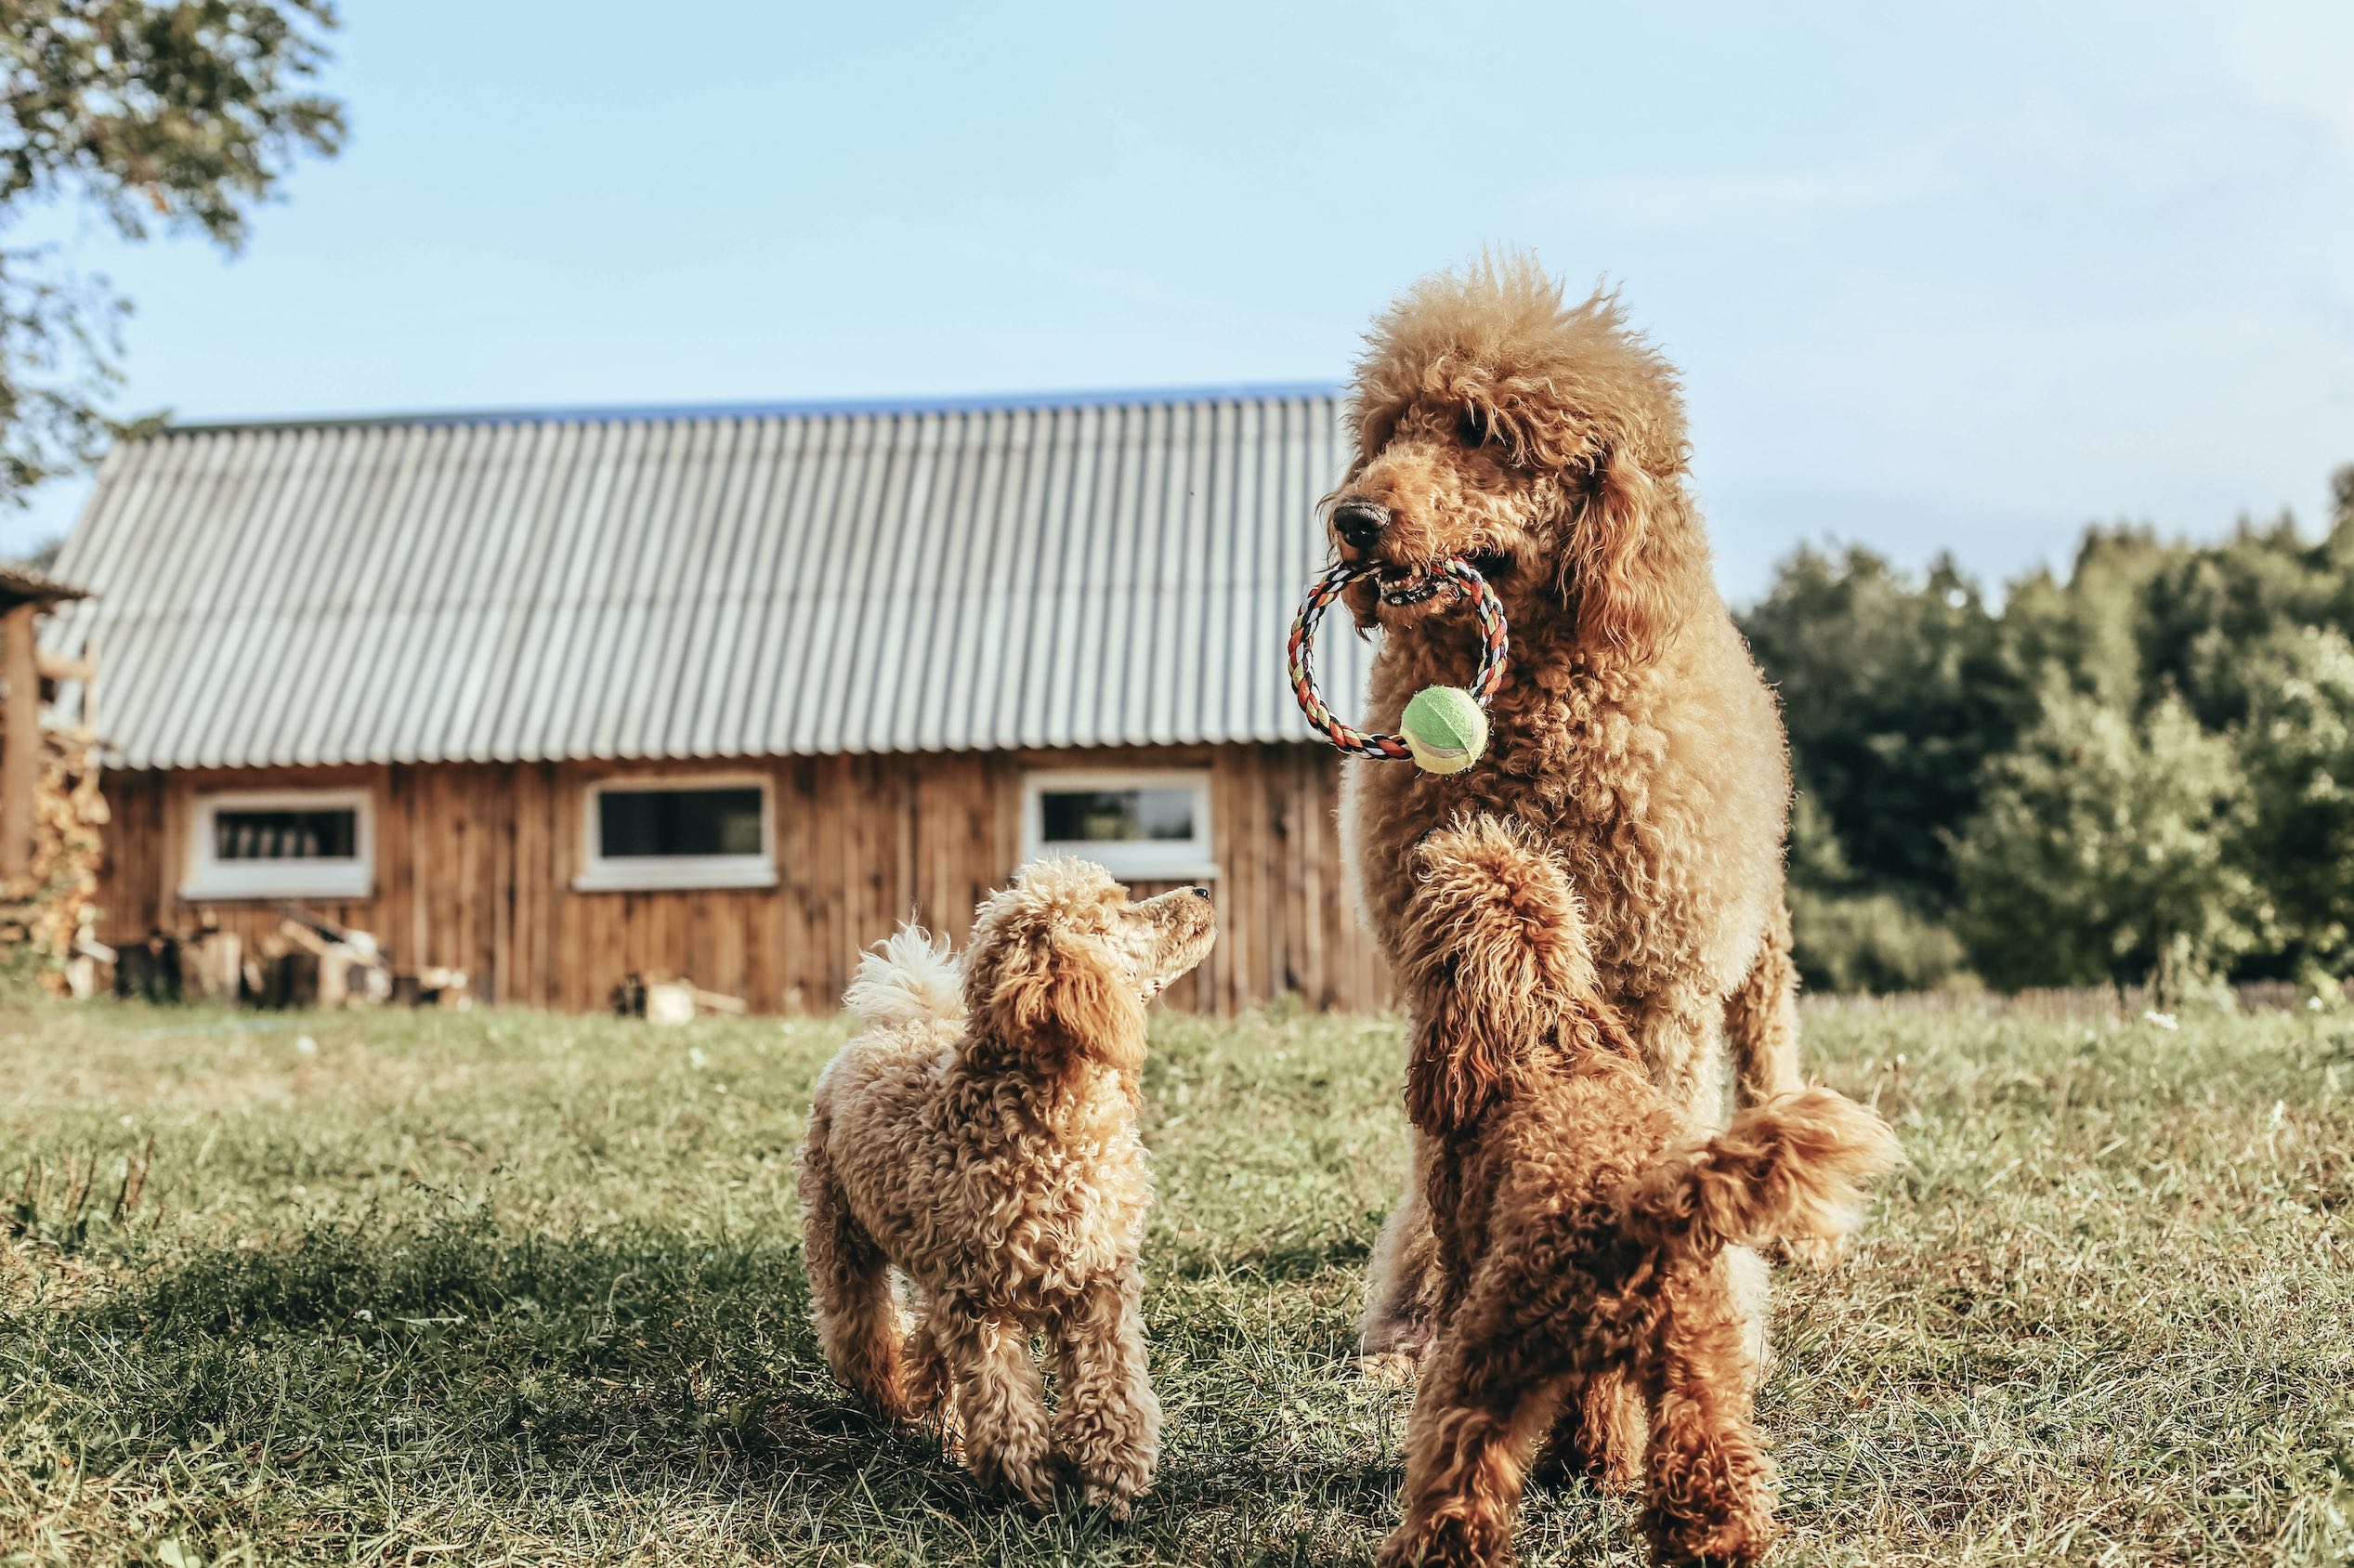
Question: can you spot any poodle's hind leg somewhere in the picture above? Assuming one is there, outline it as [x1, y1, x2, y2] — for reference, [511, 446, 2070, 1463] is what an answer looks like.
[933, 1295, 1056, 1509]
[1636, 1262, 1778, 1568]
[1049, 1266, 1160, 1518]
[1725, 902, 1842, 1270]
[1724, 898, 1802, 1110]
[1377, 1328, 1571, 1568]
[1360, 1127, 1441, 1381]
[797, 1124, 909, 1418]
[902, 1295, 953, 1436]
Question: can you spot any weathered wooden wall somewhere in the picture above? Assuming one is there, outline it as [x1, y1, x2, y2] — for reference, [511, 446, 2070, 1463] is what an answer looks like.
[98, 745, 1390, 1014]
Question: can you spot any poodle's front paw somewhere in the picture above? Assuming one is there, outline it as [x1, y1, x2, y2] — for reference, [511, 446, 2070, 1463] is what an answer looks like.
[1060, 1436, 1153, 1522]
[965, 1443, 1057, 1513]
[1075, 1478, 1140, 1522]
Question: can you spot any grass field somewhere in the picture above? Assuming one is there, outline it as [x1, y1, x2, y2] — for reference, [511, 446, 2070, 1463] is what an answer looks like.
[0, 995, 2349, 1567]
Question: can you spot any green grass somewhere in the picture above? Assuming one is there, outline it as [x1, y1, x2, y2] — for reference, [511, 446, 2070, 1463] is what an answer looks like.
[0, 997, 2349, 1567]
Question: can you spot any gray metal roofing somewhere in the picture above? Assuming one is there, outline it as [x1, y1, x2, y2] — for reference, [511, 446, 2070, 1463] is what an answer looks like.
[46, 385, 1379, 769]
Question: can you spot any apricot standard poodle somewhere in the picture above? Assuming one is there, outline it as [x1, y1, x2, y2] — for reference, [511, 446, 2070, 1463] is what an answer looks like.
[1380, 818, 1898, 1568]
[796, 861, 1215, 1515]
[1334, 255, 1810, 1428]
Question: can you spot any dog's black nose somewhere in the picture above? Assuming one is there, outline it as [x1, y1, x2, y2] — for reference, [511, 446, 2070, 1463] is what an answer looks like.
[1190, 885, 1211, 900]
[1332, 501, 1390, 549]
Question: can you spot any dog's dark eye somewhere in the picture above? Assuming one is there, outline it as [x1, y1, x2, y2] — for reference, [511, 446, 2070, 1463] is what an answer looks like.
[1456, 408, 1487, 449]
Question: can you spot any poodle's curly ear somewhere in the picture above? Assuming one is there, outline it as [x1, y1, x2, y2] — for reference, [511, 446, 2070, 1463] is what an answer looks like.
[986, 927, 1146, 1078]
[1561, 448, 1693, 661]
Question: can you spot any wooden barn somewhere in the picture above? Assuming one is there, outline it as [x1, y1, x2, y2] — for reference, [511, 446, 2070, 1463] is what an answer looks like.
[45, 386, 1390, 1013]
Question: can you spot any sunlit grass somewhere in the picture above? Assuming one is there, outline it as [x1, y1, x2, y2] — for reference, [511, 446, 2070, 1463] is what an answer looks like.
[1, 997, 2348, 1565]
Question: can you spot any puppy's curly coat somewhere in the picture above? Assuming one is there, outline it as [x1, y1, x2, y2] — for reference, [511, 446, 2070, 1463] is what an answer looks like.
[797, 861, 1214, 1515]
[1379, 818, 1898, 1568]
[1335, 256, 1809, 1420]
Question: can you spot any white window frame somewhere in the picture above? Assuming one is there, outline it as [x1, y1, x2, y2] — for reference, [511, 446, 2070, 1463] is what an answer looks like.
[1020, 768, 1218, 882]
[575, 773, 778, 893]
[182, 786, 375, 902]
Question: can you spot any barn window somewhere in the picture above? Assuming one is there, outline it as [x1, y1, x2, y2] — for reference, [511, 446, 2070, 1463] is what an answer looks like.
[1020, 769, 1216, 881]
[182, 787, 374, 901]
[576, 776, 777, 892]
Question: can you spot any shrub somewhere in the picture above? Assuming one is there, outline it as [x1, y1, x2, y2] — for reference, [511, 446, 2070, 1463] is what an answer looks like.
[1789, 886, 1974, 995]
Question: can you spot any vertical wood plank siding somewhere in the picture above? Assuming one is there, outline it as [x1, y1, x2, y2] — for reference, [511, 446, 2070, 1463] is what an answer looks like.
[98, 746, 1389, 1014]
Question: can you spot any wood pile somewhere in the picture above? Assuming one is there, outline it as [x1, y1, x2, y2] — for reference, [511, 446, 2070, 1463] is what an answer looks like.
[0, 722, 109, 996]
[610, 972, 747, 1025]
[111, 907, 470, 1012]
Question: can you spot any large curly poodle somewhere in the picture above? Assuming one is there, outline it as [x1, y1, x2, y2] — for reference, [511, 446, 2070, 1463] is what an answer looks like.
[1333, 256, 1807, 1393]
[797, 861, 1215, 1515]
[1378, 818, 1898, 1568]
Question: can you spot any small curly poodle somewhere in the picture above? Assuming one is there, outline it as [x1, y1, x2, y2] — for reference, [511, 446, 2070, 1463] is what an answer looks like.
[1378, 818, 1899, 1568]
[1334, 255, 1809, 1440]
[796, 860, 1214, 1515]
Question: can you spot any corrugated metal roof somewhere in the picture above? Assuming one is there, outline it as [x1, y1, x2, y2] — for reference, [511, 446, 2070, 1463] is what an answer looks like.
[45, 386, 1378, 769]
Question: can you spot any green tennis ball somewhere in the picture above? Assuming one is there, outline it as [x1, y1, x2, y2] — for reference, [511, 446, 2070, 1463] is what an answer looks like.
[1401, 686, 1488, 775]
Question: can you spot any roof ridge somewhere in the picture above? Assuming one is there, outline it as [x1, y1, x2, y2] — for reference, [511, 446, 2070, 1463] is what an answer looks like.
[158, 381, 1346, 437]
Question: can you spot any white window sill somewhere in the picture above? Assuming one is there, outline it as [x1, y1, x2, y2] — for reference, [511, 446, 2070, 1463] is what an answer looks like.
[572, 861, 779, 894]
[180, 872, 374, 903]
[1031, 850, 1222, 883]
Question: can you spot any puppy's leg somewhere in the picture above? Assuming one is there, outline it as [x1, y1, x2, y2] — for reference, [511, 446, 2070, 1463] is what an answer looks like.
[1636, 1261, 1777, 1568]
[1532, 1369, 1646, 1495]
[1049, 1265, 1159, 1518]
[797, 1123, 909, 1418]
[934, 1295, 1055, 1509]
[1378, 1329, 1569, 1568]
[903, 1296, 951, 1434]
[1360, 1126, 1440, 1381]
[1723, 899, 1802, 1109]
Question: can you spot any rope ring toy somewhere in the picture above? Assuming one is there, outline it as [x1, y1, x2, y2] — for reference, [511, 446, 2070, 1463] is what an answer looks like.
[1288, 558, 1509, 774]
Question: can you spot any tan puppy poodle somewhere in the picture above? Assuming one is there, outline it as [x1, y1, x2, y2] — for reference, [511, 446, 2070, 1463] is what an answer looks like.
[1380, 817, 1899, 1568]
[797, 860, 1215, 1515]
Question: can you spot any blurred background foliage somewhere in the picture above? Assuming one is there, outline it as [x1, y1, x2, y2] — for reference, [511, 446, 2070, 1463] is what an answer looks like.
[1746, 464, 2354, 1001]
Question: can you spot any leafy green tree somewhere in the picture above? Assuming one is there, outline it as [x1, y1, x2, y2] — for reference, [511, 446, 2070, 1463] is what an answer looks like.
[1740, 544, 2020, 903]
[2235, 623, 2354, 976]
[1995, 525, 2177, 712]
[2138, 520, 2342, 731]
[0, 1, 343, 501]
[1953, 686, 2265, 1003]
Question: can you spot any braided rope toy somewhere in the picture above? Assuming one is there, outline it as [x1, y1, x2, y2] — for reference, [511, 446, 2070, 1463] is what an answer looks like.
[1287, 558, 1509, 774]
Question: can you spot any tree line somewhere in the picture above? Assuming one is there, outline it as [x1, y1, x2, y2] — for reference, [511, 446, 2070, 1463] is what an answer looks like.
[1741, 465, 2354, 1002]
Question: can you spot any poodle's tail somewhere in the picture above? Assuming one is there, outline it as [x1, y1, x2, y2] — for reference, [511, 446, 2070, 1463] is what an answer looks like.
[1617, 1089, 1902, 1262]
[844, 923, 961, 1028]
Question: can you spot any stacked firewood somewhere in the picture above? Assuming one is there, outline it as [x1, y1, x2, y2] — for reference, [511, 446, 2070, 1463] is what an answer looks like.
[0, 724, 110, 995]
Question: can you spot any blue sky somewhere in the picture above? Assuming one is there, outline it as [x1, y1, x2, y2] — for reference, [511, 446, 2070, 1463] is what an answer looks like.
[10, 0, 2352, 601]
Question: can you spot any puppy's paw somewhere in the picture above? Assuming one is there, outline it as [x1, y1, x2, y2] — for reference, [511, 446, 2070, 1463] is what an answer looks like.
[1377, 1512, 1497, 1568]
[1076, 1480, 1139, 1522]
[1357, 1350, 1424, 1388]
